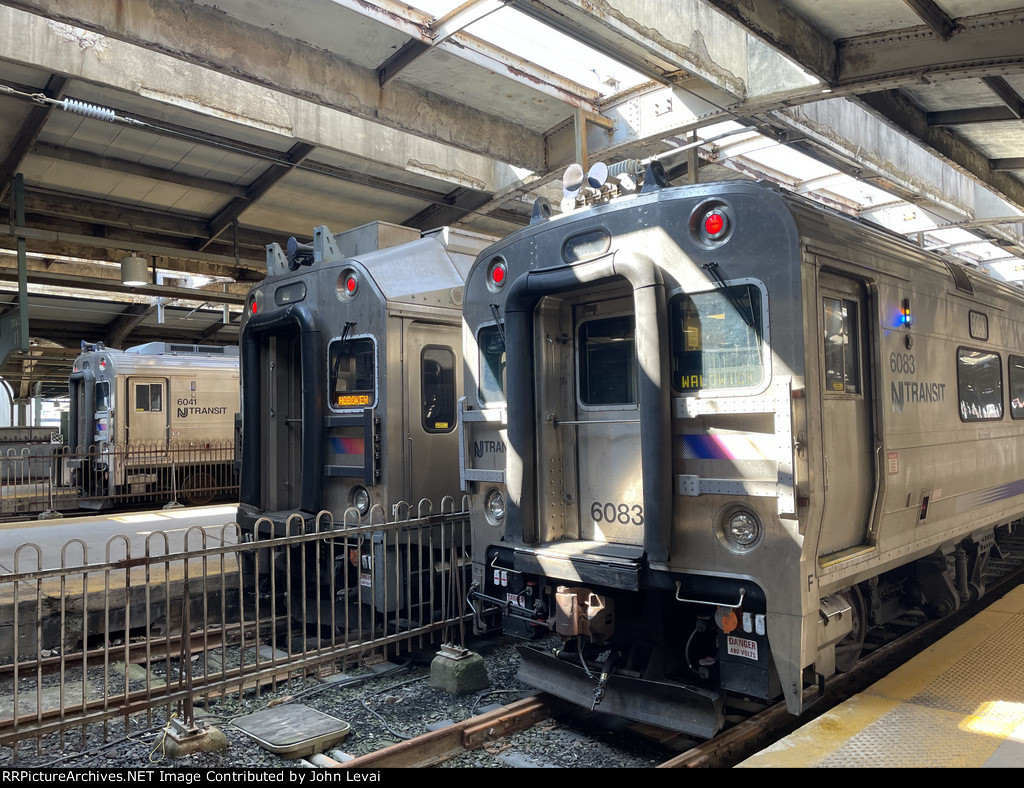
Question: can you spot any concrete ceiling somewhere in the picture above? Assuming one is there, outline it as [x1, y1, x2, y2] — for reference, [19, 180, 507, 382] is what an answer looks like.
[0, 0, 1023, 399]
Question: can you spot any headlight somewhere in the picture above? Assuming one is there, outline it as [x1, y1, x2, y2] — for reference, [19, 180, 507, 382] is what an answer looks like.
[716, 505, 763, 554]
[485, 489, 506, 524]
[728, 512, 760, 546]
[351, 486, 370, 516]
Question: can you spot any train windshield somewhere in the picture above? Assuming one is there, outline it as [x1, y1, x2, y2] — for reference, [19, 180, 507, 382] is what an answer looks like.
[478, 324, 506, 405]
[329, 336, 376, 408]
[95, 381, 110, 409]
[670, 285, 764, 393]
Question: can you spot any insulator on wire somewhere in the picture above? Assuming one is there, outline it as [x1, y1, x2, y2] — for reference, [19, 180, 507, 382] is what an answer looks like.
[61, 98, 118, 122]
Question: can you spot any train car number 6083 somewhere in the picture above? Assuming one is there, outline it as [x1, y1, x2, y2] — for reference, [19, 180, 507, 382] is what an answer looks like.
[591, 501, 645, 525]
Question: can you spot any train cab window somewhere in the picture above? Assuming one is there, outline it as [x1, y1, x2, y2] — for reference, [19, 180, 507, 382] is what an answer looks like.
[579, 314, 637, 405]
[1009, 355, 1024, 419]
[95, 382, 110, 410]
[957, 348, 1003, 421]
[669, 286, 763, 393]
[823, 297, 861, 394]
[478, 324, 506, 405]
[135, 383, 163, 412]
[422, 346, 456, 433]
[329, 337, 375, 409]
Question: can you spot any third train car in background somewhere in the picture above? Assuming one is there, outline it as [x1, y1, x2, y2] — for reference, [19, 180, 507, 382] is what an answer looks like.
[461, 162, 1023, 737]
[68, 341, 238, 509]
[237, 221, 492, 624]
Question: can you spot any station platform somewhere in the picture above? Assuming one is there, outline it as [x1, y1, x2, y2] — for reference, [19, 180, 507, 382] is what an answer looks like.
[0, 503, 241, 573]
[737, 583, 1024, 768]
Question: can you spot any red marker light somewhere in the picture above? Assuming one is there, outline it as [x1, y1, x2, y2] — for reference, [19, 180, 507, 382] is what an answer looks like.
[346, 276, 358, 294]
[250, 299, 258, 314]
[704, 211, 725, 236]
[488, 260, 507, 289]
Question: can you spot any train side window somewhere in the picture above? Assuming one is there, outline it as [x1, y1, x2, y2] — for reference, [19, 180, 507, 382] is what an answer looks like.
[96, 382, 110, 410]
[329, 337, 375, 409]
[422, 346, 456, 433]
[957, 347, 1003, 421]
[478, 324, 506, 405]
[669, 285, 763, 393]
[823, 297, 861, 394]
[1010, 355, 1024, 419]
[135, 383, 163, 412]
[579, 314, 637, 405]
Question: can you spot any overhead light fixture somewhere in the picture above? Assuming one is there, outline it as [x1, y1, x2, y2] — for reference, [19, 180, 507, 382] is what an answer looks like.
[120, 253, 148, 286]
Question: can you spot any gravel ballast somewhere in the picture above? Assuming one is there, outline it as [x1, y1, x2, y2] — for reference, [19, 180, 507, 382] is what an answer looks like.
[0, 633, 673, 770]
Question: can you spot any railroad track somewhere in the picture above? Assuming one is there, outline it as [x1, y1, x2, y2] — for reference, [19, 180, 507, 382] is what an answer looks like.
[322, 694, 573, 768]
[314, 558, 1024, 770]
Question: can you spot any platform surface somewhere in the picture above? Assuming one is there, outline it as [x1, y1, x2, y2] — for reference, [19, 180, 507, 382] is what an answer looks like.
[737, 583, 1024, 767]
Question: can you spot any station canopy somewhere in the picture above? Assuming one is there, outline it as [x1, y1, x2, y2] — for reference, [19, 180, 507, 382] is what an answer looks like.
[0, 0, 1022, 398]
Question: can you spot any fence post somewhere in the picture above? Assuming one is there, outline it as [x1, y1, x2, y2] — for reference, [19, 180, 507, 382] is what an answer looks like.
[164, 452, 183, 510]
[38, 449, 63, 520]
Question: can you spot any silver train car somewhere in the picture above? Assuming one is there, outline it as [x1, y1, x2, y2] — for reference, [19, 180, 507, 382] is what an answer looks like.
[236, 221, 492, 616]
[461, 165, 1021, 737]
[68, 342, 239, 508]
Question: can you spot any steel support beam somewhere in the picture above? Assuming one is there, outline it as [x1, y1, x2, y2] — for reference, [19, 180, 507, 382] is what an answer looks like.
[857, 90, 1024, 216]
[835, 8, 1024, 91]
[0, 266, 246, 305]
[703, 0, 836, 83]
[982, 76, 1024, 119]
[771, 95, 1024, 251]
[0, 73, 69, 204]
[928, 106, 1023, 127]
[377, 0, 507, 86]
[31, 142, 249, 198]
[0, 0, 548, 171]
[900, 0, 957, 41]
[199, 141, 316, 250]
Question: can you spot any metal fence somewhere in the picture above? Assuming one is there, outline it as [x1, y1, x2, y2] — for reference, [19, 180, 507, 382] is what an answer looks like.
[0, 498, 471, 760]
[0, 442, 239, 521]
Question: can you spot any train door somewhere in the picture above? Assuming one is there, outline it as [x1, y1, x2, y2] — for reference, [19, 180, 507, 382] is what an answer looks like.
[403, 320, 461, 507]
[265, 329, 303, 513]
[127, 377, 168, 447]
[817, 270, 876, 557]
[572, 296, 645, 545]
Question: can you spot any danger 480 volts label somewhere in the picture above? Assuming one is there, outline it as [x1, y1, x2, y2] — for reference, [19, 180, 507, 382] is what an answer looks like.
[726, 635, 758, 661]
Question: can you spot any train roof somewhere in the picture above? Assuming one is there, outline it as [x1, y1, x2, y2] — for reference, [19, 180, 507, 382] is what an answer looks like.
[472, 176, 1024, 308]
[71, 342, 239, 377]
[346, 228, 492, 303]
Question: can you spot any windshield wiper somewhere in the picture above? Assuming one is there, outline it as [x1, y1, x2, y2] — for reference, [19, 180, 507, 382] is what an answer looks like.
[701, 262, 755, 328]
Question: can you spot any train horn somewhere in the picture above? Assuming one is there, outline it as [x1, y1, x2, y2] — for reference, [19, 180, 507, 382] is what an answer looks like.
[286, 237, 315, 270]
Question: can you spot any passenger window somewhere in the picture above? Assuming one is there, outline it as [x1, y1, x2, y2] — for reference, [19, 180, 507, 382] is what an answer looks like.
[578, 314, 637, 406]
[823, 297, 861, 394]
[422, 346, 456, 433]
[957, 348, 1002, 421]
[670, 286, 763, 393]
[96, 381, 110, 410]
[135, 383, 162, 412]
[478, 324, 506, 405]
[329, 337, 375, 408]
[1010, 355, 1024, 419]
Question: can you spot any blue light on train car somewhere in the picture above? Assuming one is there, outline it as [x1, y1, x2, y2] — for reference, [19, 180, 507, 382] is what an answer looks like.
[900, 298, 912, 326]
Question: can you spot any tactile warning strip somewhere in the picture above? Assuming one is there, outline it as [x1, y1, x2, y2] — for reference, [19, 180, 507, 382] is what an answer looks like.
[816, 612, 1024, 767]
[737, 592, 1024, 767]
